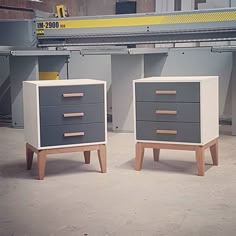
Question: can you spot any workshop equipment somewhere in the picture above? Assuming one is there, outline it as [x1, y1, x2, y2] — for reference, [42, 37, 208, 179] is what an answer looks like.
[1, 7, 236, 134]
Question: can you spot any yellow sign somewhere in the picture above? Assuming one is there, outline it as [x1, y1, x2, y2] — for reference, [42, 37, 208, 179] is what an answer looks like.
[39, 72, 59, 80]
[36, 29, 44, 35]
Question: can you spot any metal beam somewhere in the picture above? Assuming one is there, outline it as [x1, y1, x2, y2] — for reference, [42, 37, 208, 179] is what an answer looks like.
[79, 47, 169, 56]
[10, 50, 70, 57]
[36, 8, 236, 47]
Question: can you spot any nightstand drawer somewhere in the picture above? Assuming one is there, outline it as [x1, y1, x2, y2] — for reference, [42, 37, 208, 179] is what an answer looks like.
[136, 121, 200, 143]
[40, 103, 105, 126]
[39, 84, 104, 106]
[135, 82, 200, 102]
[136, 102, 200, 123]
[40, 123, 105, 147]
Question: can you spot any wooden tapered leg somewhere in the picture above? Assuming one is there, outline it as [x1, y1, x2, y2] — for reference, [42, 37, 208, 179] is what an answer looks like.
[196, 147, 205, 176]
[153, 149, 160, 162]
[135, 143, 144, 171]
[84, 151, 91, 164]
[26, 143, 34, 170]
[97, 144, 107, 173]
[210, 140, 219, 166]
[37, 151, 46, 180]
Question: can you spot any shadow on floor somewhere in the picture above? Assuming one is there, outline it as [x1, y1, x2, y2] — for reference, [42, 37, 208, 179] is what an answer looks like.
[119, 157, 213, 176]
[0, 159, 101, 180]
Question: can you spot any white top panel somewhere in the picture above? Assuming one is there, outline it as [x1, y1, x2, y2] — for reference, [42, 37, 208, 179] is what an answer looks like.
[24, 79, 105, 87]
[134, 76, 218, 83]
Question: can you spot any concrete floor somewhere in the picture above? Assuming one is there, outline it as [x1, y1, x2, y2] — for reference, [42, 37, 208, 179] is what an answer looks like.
[0, 126, 236, 236]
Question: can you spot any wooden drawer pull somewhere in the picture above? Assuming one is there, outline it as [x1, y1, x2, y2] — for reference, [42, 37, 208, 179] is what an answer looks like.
[156, 130, 177, 135]
[64, 132, 85, 137]
[156, 110, 177, 115]
[63, 112, 84, 118]
[156, 90, 177, 95]
[63, 93, 84, 98]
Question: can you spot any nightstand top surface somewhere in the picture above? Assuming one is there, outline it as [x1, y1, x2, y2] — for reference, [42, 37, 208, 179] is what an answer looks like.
[134, 76, 218, 83]
[24, 79, 105, 86]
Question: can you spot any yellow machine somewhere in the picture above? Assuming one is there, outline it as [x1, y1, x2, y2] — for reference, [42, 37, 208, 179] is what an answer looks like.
[56, 5, 68, 18]
[36, 7, 236, 47]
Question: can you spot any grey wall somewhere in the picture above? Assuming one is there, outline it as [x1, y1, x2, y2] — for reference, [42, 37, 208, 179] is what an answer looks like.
[68, 52, 111, 83]
[111, 55, 144, 132]
[10, 56, 39, 127]
[144, 54, 168, 77]
[232, 0, 236, 7]
[0, 56, 9, 87]
[0, 20, 36, 47]
[231, 52, 236, 134]
[0, 56, 10, 115]
[0, 20, 36, 117]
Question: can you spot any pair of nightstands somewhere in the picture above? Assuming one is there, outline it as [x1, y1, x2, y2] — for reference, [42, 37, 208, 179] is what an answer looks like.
[23, 76, 219, 179]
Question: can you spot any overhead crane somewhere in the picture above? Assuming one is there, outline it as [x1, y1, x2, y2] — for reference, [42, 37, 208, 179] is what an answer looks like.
[35, 8, 236, 47]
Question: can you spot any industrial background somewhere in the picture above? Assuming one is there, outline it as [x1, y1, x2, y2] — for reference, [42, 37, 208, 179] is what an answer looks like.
[0, 0, 235, 126]
[1, 1, 236, 236]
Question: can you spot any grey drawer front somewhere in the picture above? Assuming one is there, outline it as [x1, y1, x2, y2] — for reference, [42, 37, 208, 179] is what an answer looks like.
[40, 123, 105, 147]
[136, 121, 200, 143]
[39, 84, 104, 106]
[135, 82, 200, 102]
[40, 103, 105, 126]
[136, 102, 200, 123]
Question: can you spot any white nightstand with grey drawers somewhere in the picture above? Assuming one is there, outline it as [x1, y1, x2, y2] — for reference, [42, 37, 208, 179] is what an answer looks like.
[23, 79, 107, 180]
[133, 76, 219, 176]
